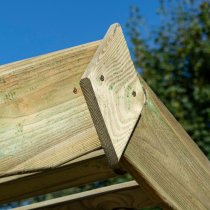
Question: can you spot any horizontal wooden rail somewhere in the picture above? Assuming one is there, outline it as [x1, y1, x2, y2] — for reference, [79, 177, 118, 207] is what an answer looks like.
[0, 40, 101, 176]
[13, 181, 157, 210]
[0, 150, 117, 204]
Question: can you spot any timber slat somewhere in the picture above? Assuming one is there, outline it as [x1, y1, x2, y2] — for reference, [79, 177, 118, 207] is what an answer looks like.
[13, 181, 157, 210]
[0, 150, 117, 204]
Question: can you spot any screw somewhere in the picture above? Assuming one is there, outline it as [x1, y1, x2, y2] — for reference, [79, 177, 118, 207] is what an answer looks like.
[114, 168, 126, 175]
[132, 91, 136, 97]
[100, 75, 104, 81]
[73, 87, 77, 94]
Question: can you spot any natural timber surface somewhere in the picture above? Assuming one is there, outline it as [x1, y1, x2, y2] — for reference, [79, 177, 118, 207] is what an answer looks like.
[122, 75, 210, 210]
[81, 24, 145, 166]
[0, 41, 101, 176]
[13, 181, 156, 210]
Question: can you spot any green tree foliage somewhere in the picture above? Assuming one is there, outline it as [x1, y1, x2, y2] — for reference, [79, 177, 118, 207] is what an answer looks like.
[127, 0, 210, 159]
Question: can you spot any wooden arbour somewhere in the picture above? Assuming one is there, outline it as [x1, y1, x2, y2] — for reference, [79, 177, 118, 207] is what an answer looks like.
[0, 23, 209, 210]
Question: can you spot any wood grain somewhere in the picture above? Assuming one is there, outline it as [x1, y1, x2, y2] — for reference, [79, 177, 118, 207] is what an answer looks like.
[122, 75, 210, 210]
[14, 181, 157, 210]
[0, 41, 101, 176]
[0, 150, 118, 204]
[80, 23, 145, 166]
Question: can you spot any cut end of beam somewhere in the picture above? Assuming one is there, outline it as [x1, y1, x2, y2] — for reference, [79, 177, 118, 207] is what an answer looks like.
[80, 23, 145, 167]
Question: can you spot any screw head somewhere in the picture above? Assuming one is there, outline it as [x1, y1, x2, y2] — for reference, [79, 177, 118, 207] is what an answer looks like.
[73, 87, 77, 94]
[132, 91, 136, 97]
[100, 75, 104, 81]
[114, 168, 126, 175]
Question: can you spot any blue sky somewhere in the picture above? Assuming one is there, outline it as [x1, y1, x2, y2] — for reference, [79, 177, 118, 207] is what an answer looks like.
[0, 0, 160, 65]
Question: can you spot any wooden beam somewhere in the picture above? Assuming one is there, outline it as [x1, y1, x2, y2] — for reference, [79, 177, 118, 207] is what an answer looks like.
[13, 181, 158, 210]
[80, 24, 210, 209]
[0, 41, 101, 176]
[81, 23, 145, 166]
[0, 150, 117, 204]
[121, 76, 210, 210]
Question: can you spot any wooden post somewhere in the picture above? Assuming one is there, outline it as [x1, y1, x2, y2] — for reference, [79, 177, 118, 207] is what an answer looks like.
[81, 23, 210, 210]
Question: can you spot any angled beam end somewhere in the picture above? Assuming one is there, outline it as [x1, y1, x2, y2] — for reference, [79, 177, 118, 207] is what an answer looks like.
[80, 23, 145, 167]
